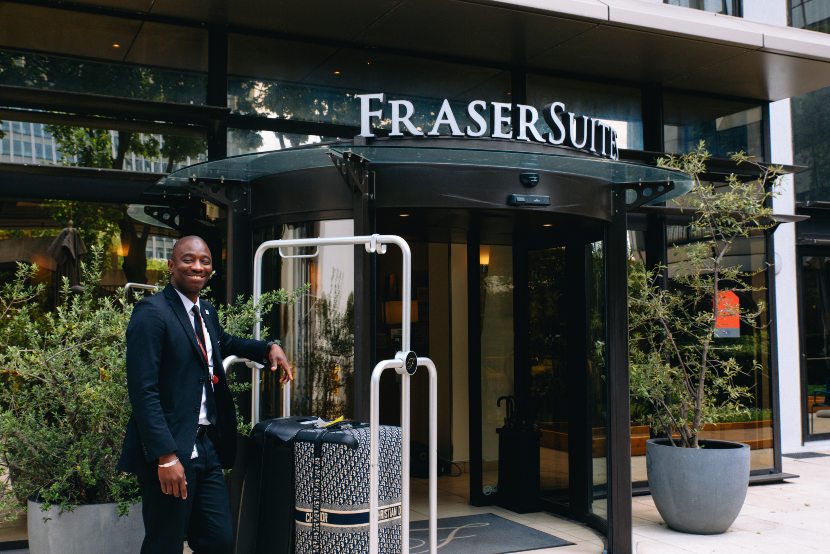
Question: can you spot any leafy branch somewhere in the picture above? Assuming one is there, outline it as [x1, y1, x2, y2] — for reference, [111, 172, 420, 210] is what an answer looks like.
[630, 141, 782, 448]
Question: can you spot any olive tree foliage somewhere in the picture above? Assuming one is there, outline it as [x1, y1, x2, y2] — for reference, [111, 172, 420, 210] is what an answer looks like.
[0, 250, 139, 518]
[212, 284, 309, 436]
[0, 49, 208, 283]
[0, 249, 304, 517]
[628, 142, 782, 448]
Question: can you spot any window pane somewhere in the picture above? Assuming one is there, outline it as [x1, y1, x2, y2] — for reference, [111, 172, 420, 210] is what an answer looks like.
[665, 0, 738, 16]
[663, 93, 764, 159]
[0, 49, 207, 104]
[792, 87, 830, 202]
[664, 229, 774, 469]
[228, 34, 510, 132]
[800, 255, 830, 439]
[256, 220, 356, 420]
[790, 0, 830, 33]
[0, 116, 206, 172]
[0, 199, 179, 305]
[227, 129, 339, 156]
[526, 74, 644, 150]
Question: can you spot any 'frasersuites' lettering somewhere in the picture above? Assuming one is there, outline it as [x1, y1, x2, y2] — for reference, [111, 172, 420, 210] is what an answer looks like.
[355, 93, 619, 160]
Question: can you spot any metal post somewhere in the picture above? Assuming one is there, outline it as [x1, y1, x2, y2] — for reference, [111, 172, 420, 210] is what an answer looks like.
[370, 358, 404, 554]
[370, 357, 438, 554]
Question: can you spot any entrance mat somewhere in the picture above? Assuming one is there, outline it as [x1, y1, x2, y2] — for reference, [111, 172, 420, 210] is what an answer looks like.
[409, 513, 573, 553]
[783, 451, 830, 459]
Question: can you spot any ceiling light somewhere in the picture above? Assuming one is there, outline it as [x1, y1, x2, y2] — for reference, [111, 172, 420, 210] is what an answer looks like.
[543, 223, 553, 228]
[333, 70, 342, 76]
[112, 43, 121, 49]
[399, 213, 410, 218]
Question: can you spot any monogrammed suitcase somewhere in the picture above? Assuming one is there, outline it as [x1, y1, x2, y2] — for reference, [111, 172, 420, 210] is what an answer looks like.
[293, 424, 402, 553]
[236, 416, 318, 554]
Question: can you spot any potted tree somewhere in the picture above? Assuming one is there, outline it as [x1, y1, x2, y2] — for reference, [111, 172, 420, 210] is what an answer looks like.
[0, 249, 299, 552]
[0, 252, 142, 553]
[629, 142, 782, 534]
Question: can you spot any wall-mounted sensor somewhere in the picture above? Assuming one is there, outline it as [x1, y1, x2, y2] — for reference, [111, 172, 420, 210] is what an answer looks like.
[520, 173, 540, 187]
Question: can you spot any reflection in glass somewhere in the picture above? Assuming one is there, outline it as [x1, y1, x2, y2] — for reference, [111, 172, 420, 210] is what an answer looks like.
[227, 129, 338, 156]
[663, 93, 763, 159]
[641, 230, 774, 471]
[480, 245, 514, 497]
[0, 118, 207, 173]
[0, 49, 207, 104]
[792, 87, 830, 202]
[665, 0, 739, 15]
[268, 220, 356, 420]
[228, 35, 510, 132]
[588, 241, 608, 519]
[800, 255, 830, 439]
[528, 247, 569, 499]
[0, 199, 178, 306]
[790, 0, 830, 32]
[526, 74, 644, 150]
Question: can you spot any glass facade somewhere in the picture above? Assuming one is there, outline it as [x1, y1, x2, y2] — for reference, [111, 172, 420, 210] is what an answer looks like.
[0, 117, 207, 172]
[664, 93, 764, 159]
[658, 228, 773, 471]
[526, 75, 644, 150]
[665, 0, 741, 16]
[790, 0, 830, 33]
[800, 254, 830, 439]
[255, 220, 356, 420]
[0, 49, 207, 104]
[228, 34, 511, 133]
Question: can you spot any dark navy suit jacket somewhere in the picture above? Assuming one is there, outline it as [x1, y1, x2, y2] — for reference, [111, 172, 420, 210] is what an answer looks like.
[118, 284, 269, 474]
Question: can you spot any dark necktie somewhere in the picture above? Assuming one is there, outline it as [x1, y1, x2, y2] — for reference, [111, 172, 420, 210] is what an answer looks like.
[192, 305, 217, 425]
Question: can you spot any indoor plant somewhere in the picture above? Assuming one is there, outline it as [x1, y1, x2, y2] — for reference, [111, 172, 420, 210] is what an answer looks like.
[629, 141, 782, 534]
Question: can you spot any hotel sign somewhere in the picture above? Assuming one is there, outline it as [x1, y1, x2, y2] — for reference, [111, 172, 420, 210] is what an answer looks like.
[356, 93, 620, 160]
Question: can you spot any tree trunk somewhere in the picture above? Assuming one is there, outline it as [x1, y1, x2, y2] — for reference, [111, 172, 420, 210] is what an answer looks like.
[113, 131, 132, 170]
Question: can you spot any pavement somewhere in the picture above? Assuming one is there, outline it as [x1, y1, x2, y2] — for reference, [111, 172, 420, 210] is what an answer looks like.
[630, 451, 830, 554]
[4, 451, 829, 553]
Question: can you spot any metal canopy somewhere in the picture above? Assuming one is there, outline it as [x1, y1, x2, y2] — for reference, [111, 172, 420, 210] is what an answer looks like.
[154, 140, 693, 206]
[4, 0, 830, 101]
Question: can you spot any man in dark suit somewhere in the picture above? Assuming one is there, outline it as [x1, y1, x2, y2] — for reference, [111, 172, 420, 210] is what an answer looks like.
[118, 235, 293, 554]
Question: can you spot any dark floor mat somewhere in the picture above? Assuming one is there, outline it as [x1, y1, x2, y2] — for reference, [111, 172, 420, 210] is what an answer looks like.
[783, 451, 830, 459]
[409, 513, 574, 553]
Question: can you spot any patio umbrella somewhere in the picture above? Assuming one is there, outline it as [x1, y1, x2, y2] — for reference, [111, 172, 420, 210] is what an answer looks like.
[46, 220, 88, 296]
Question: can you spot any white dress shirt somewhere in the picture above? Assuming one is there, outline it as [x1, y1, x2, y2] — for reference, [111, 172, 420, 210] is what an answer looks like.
[173, 287, 214, 459]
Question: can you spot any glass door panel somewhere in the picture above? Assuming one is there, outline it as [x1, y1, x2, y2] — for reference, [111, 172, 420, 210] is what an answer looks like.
[528, 247, 569, 498]
[588, 240, 608, 520]
[480, 244, 514, 497]
[801, 254, 830, 439]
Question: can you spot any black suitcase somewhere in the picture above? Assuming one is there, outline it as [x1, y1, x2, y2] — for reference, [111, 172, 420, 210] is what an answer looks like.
[293, 424, 403, 553]
[235, 416, 318, 554]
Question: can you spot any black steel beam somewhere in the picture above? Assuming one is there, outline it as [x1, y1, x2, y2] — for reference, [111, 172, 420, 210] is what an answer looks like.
[606, 189, 632, 554]
[0, 162, 158, 203]
[0, 85, 227, 126]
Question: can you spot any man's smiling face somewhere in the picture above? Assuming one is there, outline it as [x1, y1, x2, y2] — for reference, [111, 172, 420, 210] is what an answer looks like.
[168, 237, 212, 301]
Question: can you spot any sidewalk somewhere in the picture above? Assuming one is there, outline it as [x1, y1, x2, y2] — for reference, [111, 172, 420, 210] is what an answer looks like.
[631, 451, 830, 553]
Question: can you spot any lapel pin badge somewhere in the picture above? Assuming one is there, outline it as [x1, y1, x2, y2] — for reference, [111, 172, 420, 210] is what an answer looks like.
[212, 374, 219, 384]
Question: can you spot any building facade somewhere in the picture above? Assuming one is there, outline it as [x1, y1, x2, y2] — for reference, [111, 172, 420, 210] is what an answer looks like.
[2, 1, 830, 552]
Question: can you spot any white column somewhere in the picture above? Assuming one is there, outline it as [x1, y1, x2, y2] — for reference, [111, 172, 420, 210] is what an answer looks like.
[769, 99, 804, 451]
[747, 1, 823, 451]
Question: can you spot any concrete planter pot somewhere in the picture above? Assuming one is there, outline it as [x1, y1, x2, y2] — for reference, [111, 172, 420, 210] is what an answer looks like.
[646, 438, 749, 535]
[27, 499, 143, 554]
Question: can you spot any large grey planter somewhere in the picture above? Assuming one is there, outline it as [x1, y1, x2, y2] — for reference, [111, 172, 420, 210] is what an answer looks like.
[27, 499, 143, 554]
[646, 438, 749, 535]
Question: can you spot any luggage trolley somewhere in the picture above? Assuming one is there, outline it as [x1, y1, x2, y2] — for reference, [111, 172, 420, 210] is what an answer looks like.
[252, 234, 438, 554]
